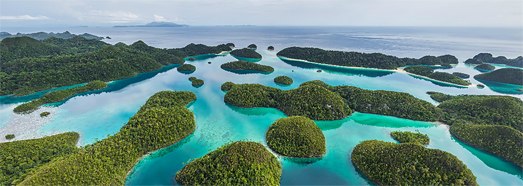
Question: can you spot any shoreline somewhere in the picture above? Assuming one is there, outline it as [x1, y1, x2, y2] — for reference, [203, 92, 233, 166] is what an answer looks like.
[278, 56, 471, 88]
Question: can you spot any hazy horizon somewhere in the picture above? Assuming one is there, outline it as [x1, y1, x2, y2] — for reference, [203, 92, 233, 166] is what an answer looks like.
[1, 0, 522, 28]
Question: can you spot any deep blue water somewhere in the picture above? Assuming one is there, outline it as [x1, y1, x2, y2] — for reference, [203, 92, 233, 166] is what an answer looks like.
[0, 26, 522, 185]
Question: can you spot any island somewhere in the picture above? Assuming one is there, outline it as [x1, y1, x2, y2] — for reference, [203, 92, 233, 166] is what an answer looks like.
[221, 82, 236, 91]
[404, 66, 471, 86]
[175, 141, 281, 185]
[474, 68, 523, 86]
[224, 83, 352, 120]
[19, 91, 196, 185]
[177, 64, 196, 74]
[230, 48, 262, 61]
[274, 75, 293, 85]
[247, 44, 257, 50]
[268, 46, 275, 51]
[13, 81, 107, 114]
[0, 132, 79, 185]
[0, 36, 231, 96]
[39, 111, 50, 117]
[465, 53, 523, 68]
[351, 140, 477, 185]
[0, 31, 103, 40]
[474, 63, 495, 72]
[4, 134, 15, 140]
[188, 77, 204, 87]
[277, 47, 458, 69]
[266, 116, 326, 157]
[114, 21, 187, 27]
[390, 131, 429, 146]
[220, 61, 274, 74]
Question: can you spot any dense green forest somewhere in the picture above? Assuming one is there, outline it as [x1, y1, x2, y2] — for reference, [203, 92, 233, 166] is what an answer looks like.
[230, 48, 262, 59]
[301, 80, 441, 121]
[426, 91, 454, 102]
[188, 77, 204, 87]
[474, 63, 495, 72]
[0, 37, 230, 96]
[4, 134, 15, 140]
[0, 132, 79, 185]
[175, 141, 281, 185]
[465, 53, 523, 68]
[0, 31, 103, 41]
[277, 47, 458, 69]
[452, 72, 470, 79]
[474, 68, 523, 85]
[437, 95, 523, 131]
[450, 124, 523, 168]
[221, 82, 236, 91]
[274, 76, 293, 85]
[404, 66, 471, 86]
[266, 116, 326, 157]
[224, 83, 351, 120]
[19, 91, 196, 185]
[14, 80, 107, 114]
[390, 131, 429, 146]
[220, 61, 274, 74]
[177, 64, 196, 74]
[352, 140, 477, 186]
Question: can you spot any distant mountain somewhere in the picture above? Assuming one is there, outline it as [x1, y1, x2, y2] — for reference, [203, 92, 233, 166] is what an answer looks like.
[0, 31, 104, 41]
[114, 21, 187, 27]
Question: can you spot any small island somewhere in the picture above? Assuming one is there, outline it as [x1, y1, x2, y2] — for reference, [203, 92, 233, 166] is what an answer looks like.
[404, 66, 471, 86]
[426, 91, 454, 102]
[177, 64, 196, 74]
[452, 72, 470, 79]
[230, 48, 262, 61]
[351, 140, 477, 185]
[274, 76, 293, 85]
[40, 112, 50, 117]
[4, 134, 15, 140]
[465, 53, 523, 68]
[474, 68, 523, 86]
[175, 141, 281, 185]
[474, 63, 495, 72]
[14, 80, 107, 114]
[390, 131, 429, 146]
[220, 61, 274, 74]
[188, 77, 204, 87]
[268, 46, 275, 51]
[247, 44, 257, 50]
[266, 116, 326, 157]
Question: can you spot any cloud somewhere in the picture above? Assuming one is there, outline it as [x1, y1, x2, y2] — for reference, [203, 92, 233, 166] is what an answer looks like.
[85, 11, 141, 23]
[0, 15, 49, 21]
[154, 14, 166, 21]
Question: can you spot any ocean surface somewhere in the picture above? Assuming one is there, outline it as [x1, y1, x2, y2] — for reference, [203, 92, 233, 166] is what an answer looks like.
[0, 26, 522, 185]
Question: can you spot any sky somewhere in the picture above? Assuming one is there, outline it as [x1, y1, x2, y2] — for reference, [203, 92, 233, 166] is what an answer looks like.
[0, 0, 522, 27]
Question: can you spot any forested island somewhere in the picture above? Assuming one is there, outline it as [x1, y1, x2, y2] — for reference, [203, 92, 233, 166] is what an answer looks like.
[274, 76, 293, 85]
[18, 91, 196, 185]
[0, 37, 231, 96]
[404, 66, 471, 86]
[390, 131, 429, 146]
[277, 47, 458, 69]
[465, 53, 523, 68]
[474, 63, 495, 72]
[230, 48, 262, 60]
[474, 68, 523, 85]
[266, 116, 326, 157]
[352, 140, 477, 185]
[175, 141, 281, 185]
[188, 77, 204, 87]
[220, 61, 274, 74]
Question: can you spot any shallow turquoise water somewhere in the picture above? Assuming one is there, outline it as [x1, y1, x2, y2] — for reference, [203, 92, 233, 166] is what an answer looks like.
[1, 27, 522, 185]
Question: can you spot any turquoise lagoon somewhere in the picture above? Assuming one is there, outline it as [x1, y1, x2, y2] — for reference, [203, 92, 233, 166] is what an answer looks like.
[0, 27, 522, 185]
